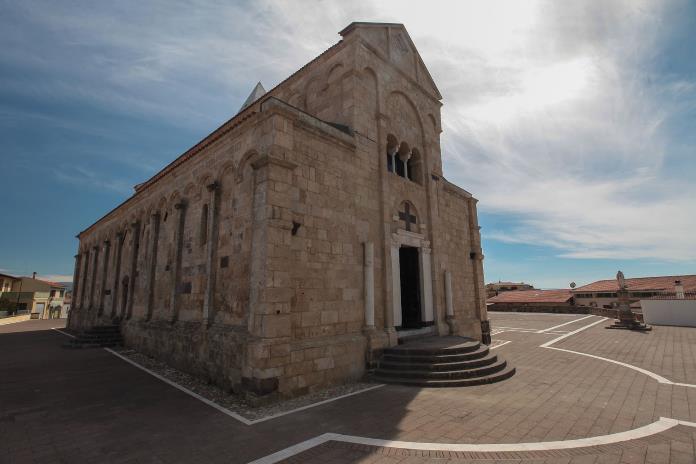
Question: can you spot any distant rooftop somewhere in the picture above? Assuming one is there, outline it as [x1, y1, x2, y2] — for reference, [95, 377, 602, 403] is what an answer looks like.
[487, 289, 572, 304]
[573, 275, 696, 293]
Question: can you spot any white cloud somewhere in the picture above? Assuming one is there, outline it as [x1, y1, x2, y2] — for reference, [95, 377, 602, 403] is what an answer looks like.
[55, 166, 133, 194]
[3, 0, 694, 262]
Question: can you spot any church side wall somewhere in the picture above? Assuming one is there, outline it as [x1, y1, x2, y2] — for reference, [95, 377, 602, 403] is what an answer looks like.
[241, 105, 379, 397]
[434, 188, 484, 339]
[69, 116, 270, 392]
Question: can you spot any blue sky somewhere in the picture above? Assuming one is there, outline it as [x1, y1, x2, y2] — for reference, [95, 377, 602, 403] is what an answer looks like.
[0, 0, 694, 287]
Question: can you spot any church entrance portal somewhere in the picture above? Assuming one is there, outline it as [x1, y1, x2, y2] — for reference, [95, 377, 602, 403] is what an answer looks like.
[399, 246, 422, 329]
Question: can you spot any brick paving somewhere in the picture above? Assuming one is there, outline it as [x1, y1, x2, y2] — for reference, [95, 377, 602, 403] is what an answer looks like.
[1, 315, 695, 463]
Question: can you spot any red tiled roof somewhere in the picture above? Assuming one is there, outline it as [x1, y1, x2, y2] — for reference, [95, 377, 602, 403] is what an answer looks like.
[487, 289, 573, 304]
[19, 277, 66, 288]
[573, 275, 696, 293]
[486, 282, 532, 287]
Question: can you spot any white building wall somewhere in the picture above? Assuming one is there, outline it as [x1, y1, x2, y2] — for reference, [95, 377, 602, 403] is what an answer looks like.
[641, 299, 696, 327]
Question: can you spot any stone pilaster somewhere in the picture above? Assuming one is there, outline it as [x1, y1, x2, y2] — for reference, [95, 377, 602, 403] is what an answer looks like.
[444, 270, 459, 335]
[68, 252, 81, 327]
[79, 248, 90, 310]
[88, 245, 99, 310]
[126, 221, 141, 320]
[111, 232, 125, 319]
[203, 182, 220, 324]
[146, 213, 161, 321]
[98, 239, 110, 316]
[170, 200, 187, 323]
[419, 245, 434, 325]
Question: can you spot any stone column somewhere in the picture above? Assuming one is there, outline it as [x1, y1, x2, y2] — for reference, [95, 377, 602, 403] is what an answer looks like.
[390, 244, 402, 328]
[203, 182, 220, 324]
[68, 253, 81, 327]
[387, 146, 397, 173]
[444, 270, 459, 334]
[111, 232, 125, 319]
[88, 245, 99, 310]
[126, 221, 141, 320]
[98, 239, 110, 316]
[145, 213, 161, 321]
[419, 246, 434, 323]
[363, 242, 375, 328]
[400, 150, 411, 179]
[79, 249, 90, 309]
[444, 270, 454, 318]
[170, 201, 187, 323]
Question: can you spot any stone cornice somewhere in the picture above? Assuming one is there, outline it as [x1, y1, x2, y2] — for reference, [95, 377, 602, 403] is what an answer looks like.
[442, 178, 474, 200]
[260, 97, 356, 150]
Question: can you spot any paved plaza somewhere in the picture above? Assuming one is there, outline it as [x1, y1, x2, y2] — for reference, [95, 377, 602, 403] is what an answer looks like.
[1, 314, 695, 463]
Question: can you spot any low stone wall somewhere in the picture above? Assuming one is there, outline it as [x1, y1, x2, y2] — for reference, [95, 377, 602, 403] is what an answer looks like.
[590, 307, 644, 323]
[488, 304, 589, 314]
[122, 319, 248, 393]
[282, 333, 366, 397]
[68, 307, 369, 399]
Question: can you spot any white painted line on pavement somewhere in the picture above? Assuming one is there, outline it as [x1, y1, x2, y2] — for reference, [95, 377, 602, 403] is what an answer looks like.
[539, 317, 607, 348]
[539, 316, 696, 389]
[52, 328, 76, 338]
[248, 433, 335, 464]
[104, 348, 385, 426]
[490, 340, 511, 350]
[248, 417, 696, 463]
[51, 327, 385, 426]
[536, 315, 594, 333]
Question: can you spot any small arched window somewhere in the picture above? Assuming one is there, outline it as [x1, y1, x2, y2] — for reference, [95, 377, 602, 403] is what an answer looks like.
[395, 141, 409, 178]
[386, 134, 398, 173]
[407, 148, 422, 184]
[200, 204, 209, 246]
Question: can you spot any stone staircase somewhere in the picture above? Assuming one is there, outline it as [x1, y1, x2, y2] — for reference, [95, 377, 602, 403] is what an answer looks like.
[372, 336, 515, 387]
[64, 325, 123, 349]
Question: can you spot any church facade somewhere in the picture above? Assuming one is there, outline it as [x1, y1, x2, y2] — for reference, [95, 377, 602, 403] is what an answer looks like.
[68, 22, 490, 398]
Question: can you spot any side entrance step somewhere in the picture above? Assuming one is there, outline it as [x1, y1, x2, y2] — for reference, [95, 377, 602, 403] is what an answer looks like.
[372, 336, 515, 387]
[63, 325, 123, 349]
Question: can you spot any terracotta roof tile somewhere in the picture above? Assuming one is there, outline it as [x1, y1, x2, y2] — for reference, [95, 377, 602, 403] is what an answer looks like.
[487, 289, 573, 304]
[573, 275, 696, 293]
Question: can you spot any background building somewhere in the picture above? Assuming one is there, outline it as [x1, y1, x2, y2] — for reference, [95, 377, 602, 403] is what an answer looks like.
[486, 289, 579, 313]
[1, 274, 66, 318]
[485, 281, 534, 299]
[572, 274, 696, 310]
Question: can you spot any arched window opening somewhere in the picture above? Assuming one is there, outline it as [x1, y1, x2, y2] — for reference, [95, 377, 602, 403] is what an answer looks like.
[396, 141, 410, 178]
[200, 204, 209, 246]
[386, 134, 398, 173]
[407, 148, 422, 184]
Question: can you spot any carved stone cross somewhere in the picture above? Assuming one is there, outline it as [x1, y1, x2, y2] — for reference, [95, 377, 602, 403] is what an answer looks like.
[398, 203, 417, 232]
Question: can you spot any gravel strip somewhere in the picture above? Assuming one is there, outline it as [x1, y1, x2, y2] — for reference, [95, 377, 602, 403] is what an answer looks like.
[114, 348, 379, 421]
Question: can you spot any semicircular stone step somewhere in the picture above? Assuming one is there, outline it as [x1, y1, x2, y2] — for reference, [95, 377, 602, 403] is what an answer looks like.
[379, 353, 498, 372]
[372, 366, 516, 388]
[384, 337, 480, 356]
[375, 359, 507, 380]
[373, 336, 515, 387]
[382, 345, 491, 364]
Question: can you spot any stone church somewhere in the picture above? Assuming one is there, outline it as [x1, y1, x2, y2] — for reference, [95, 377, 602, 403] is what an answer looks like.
[68, 22, 493, 397]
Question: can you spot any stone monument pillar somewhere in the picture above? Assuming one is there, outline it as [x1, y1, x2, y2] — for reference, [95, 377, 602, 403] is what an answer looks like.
[606, 270, 651, 331]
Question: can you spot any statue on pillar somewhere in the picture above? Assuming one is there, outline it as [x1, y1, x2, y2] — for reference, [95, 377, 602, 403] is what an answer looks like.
[617, 270, 626, 290]
[606, 270, 651, 331]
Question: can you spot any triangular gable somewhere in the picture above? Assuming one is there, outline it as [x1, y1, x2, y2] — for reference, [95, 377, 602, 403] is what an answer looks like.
[340, 22, 442, 100]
